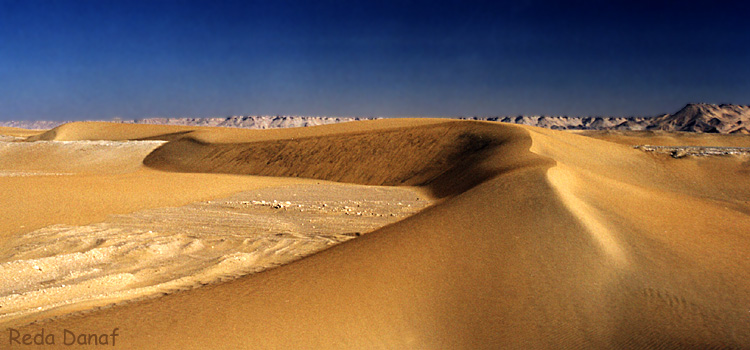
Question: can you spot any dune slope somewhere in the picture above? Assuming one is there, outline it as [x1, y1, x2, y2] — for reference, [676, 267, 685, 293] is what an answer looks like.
[9, 120, 750, 349]
[143, 121, 541, 198]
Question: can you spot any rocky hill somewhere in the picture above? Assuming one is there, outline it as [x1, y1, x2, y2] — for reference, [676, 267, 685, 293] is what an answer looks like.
[1, 104, 748, 133]
[461, 103, 749, 133]
[459, 115, 654, 131]
[646, 103, 749, 133]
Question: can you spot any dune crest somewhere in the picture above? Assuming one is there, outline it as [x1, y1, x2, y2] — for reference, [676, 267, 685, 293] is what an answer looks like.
[545, 165, 629, 266]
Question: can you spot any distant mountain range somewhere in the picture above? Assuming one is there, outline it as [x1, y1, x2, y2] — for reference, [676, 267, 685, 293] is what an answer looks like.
[461, 103, 750, 134]
[2, 103, 748, 134]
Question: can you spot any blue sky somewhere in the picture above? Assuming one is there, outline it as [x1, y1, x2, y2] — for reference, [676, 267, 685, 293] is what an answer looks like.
[1, 0, 748, 120]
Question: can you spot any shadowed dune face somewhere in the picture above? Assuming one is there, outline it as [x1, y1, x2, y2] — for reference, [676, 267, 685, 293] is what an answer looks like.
[143, 122, 549, 198]
[5, 120, 750, 349]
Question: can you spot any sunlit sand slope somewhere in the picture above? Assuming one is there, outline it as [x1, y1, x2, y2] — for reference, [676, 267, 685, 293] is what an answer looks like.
[25, 122, 202, 142]
[10, 120, 750, 349]
[0, 127, 44, 139]
[0, 140, 166, 174]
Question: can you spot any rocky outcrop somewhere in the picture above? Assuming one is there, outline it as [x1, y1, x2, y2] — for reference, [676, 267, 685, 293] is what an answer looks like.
[646, 103, 749, 134]
[459, 115, 652, 130]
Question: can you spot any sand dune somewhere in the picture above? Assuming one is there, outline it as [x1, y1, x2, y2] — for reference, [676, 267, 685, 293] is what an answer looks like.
[0, 127, 44, 142]
[3, 120, 750, 349]
[0, 140, 166, 175]
[25, 122, 202, 142]
[0, 127, 44, 137]
[26, 119, 445, 142]
[143, 121, 544, 198]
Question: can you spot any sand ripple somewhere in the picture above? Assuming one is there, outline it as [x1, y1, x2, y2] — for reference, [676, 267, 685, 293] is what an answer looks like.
[0, 184, 430, 325]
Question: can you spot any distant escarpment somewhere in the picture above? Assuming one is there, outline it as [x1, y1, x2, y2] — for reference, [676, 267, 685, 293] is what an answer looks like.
[0, 116, 370, 131]
[121, 115, 369, 129]
[1, 103, 747, 133]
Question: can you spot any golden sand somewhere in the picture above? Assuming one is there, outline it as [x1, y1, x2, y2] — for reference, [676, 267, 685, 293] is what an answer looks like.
[2, 120, 749, 349]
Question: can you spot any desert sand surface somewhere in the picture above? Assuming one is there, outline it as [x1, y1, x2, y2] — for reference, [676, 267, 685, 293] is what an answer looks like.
[579, 129, 750, 147]
[0, 127, 44, 142]
[2, 119, 750, 349]
[0, 183, 430, 327]
[0, 124, 433, 327]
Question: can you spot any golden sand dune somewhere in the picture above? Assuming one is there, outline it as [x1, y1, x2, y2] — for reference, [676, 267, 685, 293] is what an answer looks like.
[3, 120, 750, 349]
[26, 119, 445, 143]
[143, 121, 546, 198]
[25, 122, 202, 142]
[0, 127, 44, 138]
[0, 140, 166, 174]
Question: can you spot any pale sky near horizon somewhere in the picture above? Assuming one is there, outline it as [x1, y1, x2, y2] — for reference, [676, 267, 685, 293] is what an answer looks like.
[1, 0, 748, 121]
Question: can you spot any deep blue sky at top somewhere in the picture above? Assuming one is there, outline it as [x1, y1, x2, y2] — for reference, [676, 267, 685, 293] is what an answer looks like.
[0, 0, 748, 120]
